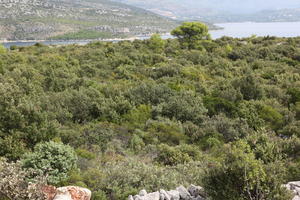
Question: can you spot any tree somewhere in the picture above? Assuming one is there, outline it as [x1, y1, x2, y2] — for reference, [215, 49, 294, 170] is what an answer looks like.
[148, 34, 166, 53]
[22, 141, 77, 185]
[171, 22, 211, 49]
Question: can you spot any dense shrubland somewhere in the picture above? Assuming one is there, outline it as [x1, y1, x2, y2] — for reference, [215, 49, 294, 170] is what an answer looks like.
[0, 23, 300, 199]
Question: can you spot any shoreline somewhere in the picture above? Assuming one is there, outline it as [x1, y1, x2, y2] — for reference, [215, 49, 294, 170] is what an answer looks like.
[0, 33, 171, 44]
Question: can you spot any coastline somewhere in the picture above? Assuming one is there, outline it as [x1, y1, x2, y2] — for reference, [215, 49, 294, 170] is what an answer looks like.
[0, 33, 170, 44]
[0, 31, 175, 44]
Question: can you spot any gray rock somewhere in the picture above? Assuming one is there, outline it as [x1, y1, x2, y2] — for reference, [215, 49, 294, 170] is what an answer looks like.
[128, 195, 134, 200]
[139, 190, 148, 196]
[191, 196, 205, 200]
[176, 185, 191, 200]
[188, 184, 205, 197]
[290, 182, 300, 190]
[134, 195, 142, 200]
[167, 190, 180, 200]
[141, 192, 160, 200]
[284, 181, 300, 200]
[293, 196, 300, 200]
[159, 189, 171, 200]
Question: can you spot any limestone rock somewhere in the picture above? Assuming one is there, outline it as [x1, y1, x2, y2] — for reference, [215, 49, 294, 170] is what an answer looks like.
[135, 192, 160, 200]
[143, 192, 160, 200]
[129, 185, 205, 200]
[188, 184, 205, 197]
[176, 185, 191, 200]
[284, 181, 300, 200]
[191, 196, 205, 200]
[293, 196, 300, 200]
[159, 189, 171, 200]
[44, 186, 91, 200]
[139, 189, 148, 196]
[134, 195, 142, 200]
[166, 190, 180, 200]
[128, 195, 134, 200]
[53, 187, 72, 200]
[43, 185, 57, 200]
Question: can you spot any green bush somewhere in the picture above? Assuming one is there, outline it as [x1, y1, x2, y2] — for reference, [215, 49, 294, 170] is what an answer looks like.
[258, 104, 284, 130]
[94, 158, 205, 200]
[203, 141, 290, 200]
[22, 141, 77, 185]
[0, 45, 6, 54]
[155, 144, 191, 166]
[155, 144, 202, 166]
[145, 118, 186, 145]
[203, 96, 238, 117]
[148, 34, 166, 53]
[92, 190, 108, 200]
[124, 105, 152, 129]
[157, 91, 207, 125]
[288, 88, 300, 104]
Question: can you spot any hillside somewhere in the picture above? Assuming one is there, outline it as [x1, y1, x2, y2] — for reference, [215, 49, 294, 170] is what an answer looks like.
[113, 0, 300, 22]
[0, 0, 178, 40]
[0, 31, 300, 199]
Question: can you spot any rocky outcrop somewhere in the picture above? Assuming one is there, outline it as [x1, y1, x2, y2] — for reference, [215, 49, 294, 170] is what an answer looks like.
[43, 186, 91, 200]
[284, 181, 300, 200]
[129, 185, 206, 200]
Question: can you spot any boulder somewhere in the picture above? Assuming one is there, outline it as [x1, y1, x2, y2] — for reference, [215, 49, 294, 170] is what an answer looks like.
[167, 190, 180, 200]
[129, 185, 205, 200]
[139, 189, 148, 196]
[191, 196, 205, 200]
[176, 185, 191, 200]
[293, 196, 300, 200]
[53, 187, 72, 200]
[159, 189, 171, 200]
[134, 195, 142, 200]
[138, 192, 160, 200]
[44, 186, 91, 200]
[43, 185, 57, 200]
[188, 185, 205, 197]
[284, 181, 300, 200]
[133, 192, 160, 200]
[128, 195, 134, 200]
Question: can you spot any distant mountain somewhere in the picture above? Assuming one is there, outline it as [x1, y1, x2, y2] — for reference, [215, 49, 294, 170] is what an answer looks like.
[113, 0, 300, 22]
[252, 8, 300, 22]
[0, 0, 178, 40]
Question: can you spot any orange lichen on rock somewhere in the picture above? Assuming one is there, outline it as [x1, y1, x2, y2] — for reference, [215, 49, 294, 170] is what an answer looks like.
[43, 186, 91, 200]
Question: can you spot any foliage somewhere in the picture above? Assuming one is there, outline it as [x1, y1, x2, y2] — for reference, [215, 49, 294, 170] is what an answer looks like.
[155, 144, 202, 166]
[83, 158, 205, 200]
[204, 141, 291, 200]
[0, 158, 45, 200]
[22, 141, 77, 185]
[0, 45, 6, 54]
[171, 22, 211, 49]
[0, 30, 299, 199]
[156, 91, 207, 125]
[148, 34, 166, 53]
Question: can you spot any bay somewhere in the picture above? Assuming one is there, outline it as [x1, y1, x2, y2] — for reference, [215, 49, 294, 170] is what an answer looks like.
[2, 22, 300, 48]
[210, 21, 300, 39]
